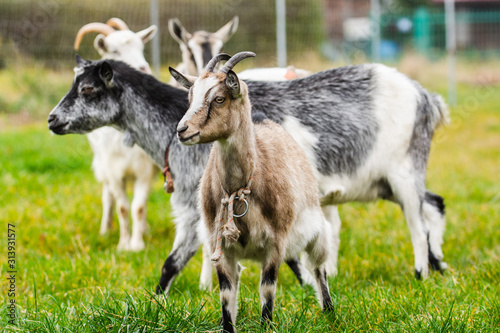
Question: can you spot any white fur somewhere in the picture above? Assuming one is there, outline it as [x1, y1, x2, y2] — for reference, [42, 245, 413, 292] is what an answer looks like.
[319, 66, 418, 203]
[73, 66, 84, 78]
[87, 127, 156, 251]
[271, 65, 445, 278]
[238, 67, 312, 81]
[82, 21, 158, 251]
[178, 76, 219, 130]
[199, 244, 214, 290]
[187, 39, 206, 75]
[96, 29, 155, 74]
[281, 116, 320, 179]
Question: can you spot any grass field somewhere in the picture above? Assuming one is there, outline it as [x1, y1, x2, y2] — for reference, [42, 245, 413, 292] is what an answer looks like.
[0, 62, 499, 332]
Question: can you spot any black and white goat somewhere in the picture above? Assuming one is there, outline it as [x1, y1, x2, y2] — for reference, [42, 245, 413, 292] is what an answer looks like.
[48, 55, 448, 294]
[73, 18, 158, 251]
[170, 52, 334, 331]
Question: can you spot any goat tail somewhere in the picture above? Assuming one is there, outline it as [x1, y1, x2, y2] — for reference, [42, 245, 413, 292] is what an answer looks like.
[429, 93, 450, 130]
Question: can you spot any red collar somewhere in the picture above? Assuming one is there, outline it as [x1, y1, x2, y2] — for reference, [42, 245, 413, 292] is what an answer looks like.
[162, 145, 174, 193]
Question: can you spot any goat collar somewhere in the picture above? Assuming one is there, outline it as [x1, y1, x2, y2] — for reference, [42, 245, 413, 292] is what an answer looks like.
[162, 137, 176, 193]
[211, 175, 253, 262]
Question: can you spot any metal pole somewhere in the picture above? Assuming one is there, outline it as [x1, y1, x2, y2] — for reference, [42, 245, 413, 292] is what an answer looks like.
[150, 0, 160, 78]
[370, 0, 381, 62]
[276, 0, 287, 67]
[445, 0, 457, 106]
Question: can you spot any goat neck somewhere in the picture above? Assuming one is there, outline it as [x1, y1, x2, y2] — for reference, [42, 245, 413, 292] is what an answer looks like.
[116, 87, 185, 166]
[213, 96, 256, 194]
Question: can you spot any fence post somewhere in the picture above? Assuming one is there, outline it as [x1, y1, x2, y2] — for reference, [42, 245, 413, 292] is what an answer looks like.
[150, 0, 160, 78]
[445, 0, 457, 106]
[276, 0, 287, 67]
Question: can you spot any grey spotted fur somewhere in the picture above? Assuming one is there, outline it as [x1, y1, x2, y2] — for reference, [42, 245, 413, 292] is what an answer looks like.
[48, 58, 448, 293]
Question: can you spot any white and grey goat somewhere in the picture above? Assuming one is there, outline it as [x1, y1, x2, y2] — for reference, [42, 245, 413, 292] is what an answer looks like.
[49, 55, 448, 295]
[169, 17, 311, 83]
[171, 51, 334, 331]
[74, 18, 158, 251]
[168, 16, 239, 85]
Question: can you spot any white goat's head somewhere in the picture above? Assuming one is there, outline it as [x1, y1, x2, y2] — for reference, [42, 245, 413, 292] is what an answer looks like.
[168, 17, 239, 76]
[74, 18, 157, 73]
[170, 52, 255, 146]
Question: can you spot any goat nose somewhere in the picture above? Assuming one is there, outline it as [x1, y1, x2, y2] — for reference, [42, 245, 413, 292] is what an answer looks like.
[48, 113, 56, 123]
[177, 125, 188, 135]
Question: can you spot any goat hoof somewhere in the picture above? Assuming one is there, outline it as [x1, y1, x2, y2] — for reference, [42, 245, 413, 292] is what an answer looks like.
[155, 285, 163, 295]
[428, 250, 444, 272]
[323, 302, 335, 313]
[414, 264, 429, 280]
[117, 241, 131, 251]
[198, 282, 212, 291]
[129, 239, 145, 252]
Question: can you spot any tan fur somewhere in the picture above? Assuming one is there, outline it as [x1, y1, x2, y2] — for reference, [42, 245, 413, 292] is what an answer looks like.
[179, 68, 328, 263]
[175, 61, 333, 330]
[200, 118, 319, 260]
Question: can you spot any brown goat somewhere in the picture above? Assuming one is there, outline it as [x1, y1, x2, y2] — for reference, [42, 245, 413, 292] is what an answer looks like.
[170, 52, 334, 332]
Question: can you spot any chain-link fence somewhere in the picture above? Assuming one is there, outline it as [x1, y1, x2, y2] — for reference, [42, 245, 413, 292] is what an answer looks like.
[1, 0, 500, 69]
[0, 0, 325, 69]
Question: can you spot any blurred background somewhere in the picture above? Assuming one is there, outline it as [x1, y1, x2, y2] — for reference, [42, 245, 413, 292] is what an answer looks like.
[1, 0, 500, 111]
[1, 1, 499, 330]
[1, 0, 499, 117]
[2, 0, 500, 67]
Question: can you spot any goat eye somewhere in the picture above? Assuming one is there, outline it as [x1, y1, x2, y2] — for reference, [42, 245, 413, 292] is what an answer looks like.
[81, 86, 94, 94]
[215, 97, 225, 104]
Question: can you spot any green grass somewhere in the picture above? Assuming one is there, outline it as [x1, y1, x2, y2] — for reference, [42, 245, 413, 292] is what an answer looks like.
[0, 65, 499, 332]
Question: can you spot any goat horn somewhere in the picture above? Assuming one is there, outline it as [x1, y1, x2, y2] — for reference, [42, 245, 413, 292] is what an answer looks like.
[106, 18, 130, 31]
[205, 53, 231, 73]
[220, 51, 256, 74]
[74, 23, 115, 50]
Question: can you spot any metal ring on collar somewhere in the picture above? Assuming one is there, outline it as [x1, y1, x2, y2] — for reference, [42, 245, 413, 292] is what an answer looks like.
[233, 196, 249, 218]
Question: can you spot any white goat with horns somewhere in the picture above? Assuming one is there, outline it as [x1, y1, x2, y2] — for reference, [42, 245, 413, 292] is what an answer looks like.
[74, 18, 158, 251]
[170, 52, 334, 332]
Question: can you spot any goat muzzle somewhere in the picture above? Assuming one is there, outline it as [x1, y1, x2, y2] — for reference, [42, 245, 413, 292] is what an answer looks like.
[177, 125, 188, 135]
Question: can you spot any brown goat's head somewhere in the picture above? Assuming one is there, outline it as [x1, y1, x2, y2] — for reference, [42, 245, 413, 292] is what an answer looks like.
[170, 52, 255, 145]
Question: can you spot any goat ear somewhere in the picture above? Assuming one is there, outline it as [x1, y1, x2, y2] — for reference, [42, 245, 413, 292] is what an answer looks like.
[99, 62, 114, 87]
[168, 18, 191, 45]
[214, 16, 239, 43]
[225, 70, 240, 98]
[94, 34, 107, 56]
[75, 54, 86, 66]
[169, 66, 196, 89]
[137, 25, 157, 44]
